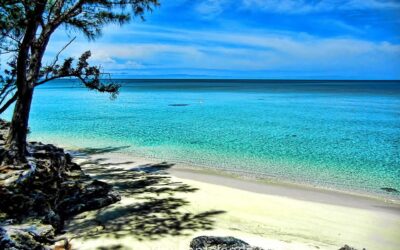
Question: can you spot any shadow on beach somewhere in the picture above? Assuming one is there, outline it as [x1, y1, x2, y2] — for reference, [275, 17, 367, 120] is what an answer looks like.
[65, 147, 225, 242]
[71, 145, 132, 156]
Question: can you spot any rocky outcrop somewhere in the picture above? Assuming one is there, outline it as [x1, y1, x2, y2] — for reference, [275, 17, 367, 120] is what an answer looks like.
[0, 119, 120, 249]
[0, 221, 55, 250]
[339, 245, 366, 250]
[190, 236, 263, 250]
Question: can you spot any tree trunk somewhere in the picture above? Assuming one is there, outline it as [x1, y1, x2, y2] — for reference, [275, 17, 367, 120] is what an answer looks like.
[5, 87, 34, 162]
[2, 2, 47, 163]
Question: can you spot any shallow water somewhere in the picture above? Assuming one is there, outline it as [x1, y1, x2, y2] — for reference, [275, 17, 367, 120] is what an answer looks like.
[2, 79, 400, 198]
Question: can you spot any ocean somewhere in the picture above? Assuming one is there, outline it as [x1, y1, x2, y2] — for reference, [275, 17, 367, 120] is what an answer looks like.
[2, 79, 399, 199]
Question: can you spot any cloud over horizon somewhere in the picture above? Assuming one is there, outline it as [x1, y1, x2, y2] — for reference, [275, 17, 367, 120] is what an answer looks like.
[40, 0, 400, 79]
[241, 0, 400, 13]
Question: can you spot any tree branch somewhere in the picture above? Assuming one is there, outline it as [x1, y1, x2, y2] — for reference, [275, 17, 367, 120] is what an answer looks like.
[45, 36, 76, 79]
[0, 92, 17, 114]
[50, 0, 85, 28]
[35, 74, 67, 87]
[0, 85, 16, 106]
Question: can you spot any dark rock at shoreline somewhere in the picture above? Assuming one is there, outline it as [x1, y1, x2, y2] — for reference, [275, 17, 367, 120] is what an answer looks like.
[381, 187, 399, 193]
[0, 119, 120, 249]
[190, 236, 264, 250]
[339, 245, 366, 250]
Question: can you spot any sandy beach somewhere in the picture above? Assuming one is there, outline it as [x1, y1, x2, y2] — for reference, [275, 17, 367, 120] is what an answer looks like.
[61, 150, 400, 250]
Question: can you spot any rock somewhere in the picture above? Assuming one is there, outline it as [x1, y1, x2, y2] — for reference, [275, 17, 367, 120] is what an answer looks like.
[58, 179, 120, 217]
[339, 246, 355, 250]
[0, 130, 120, 226]
[0, 120, 10, 143]
[338, 245, 366, 250]
[0, 119, 120, 249]
[0, 222, 54, 250]
[190, 236, 263, 250]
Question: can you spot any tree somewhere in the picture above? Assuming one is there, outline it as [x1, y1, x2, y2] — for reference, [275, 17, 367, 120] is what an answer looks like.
[0, 0, 159, 162]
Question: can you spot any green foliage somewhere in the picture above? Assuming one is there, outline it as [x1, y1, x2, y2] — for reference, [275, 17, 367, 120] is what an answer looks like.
[0, 1, 26, 40]
[57, 0, 159, 39]
[39, 51, 120, 99]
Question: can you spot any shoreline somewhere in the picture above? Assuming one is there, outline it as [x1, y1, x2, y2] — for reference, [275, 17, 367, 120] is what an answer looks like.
[28, 136, 400, 203]
[65, 149, 400, 250]
[169, 167, 400, 214]
[65, 146, 400, 206]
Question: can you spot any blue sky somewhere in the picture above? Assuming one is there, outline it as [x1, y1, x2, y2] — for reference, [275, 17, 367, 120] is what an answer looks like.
[46, 0, 400, 79]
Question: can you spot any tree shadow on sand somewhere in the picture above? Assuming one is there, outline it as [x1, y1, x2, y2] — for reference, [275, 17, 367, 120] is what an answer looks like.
[75, 146, 132, 155]
[66, 149, 225, 242]
[96, 245, 129, 250]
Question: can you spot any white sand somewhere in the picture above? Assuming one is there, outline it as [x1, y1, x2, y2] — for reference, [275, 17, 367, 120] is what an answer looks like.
[63, 152, 400, 250]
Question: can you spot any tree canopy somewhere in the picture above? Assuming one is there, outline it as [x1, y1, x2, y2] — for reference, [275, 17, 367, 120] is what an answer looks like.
[0, 0, 159, 112]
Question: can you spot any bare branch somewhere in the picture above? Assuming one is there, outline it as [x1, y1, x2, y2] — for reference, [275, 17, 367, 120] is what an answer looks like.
[0, 92, 17, 114]
[45, 36, 76, 79]
[0, 85, 16, 105]
[0, 47, 18, 54]
[3, 33, 22, 45]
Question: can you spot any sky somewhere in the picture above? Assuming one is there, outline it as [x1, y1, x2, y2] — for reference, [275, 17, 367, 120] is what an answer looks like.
[45, 0, 400, 79]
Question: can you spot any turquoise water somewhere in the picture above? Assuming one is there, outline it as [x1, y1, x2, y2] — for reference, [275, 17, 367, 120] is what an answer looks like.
[2, 80, 400, 198]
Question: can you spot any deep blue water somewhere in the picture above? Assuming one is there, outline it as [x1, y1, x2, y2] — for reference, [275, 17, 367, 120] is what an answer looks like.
[2, 79, 400, 198]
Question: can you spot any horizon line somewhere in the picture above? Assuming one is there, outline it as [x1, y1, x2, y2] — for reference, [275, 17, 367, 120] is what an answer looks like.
[51, 78, 400, 82]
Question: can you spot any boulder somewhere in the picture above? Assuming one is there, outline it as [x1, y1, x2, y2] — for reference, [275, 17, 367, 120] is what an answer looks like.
[339, 245, 366, 250]
[0, 119, 120, 249]
[190, 236, 263, 250]
[0, 222, 54, 250]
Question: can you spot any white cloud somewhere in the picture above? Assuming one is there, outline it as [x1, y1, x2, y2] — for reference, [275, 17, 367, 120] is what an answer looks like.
[126, 60, 145, 69]
[89, 53, 116, 64]
[80, 44, 203, 61]
[241, 0, 314, 13]
[190, 0, 400, 17]
[235, 0, 400, 14]
[51, 27, 399, 77]
[344, 0, 400, 10]
[43, 24, 400, 78]
[195, 0, 230, 18]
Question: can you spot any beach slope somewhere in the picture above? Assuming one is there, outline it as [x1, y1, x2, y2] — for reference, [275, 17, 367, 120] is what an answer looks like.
[65, 152, 400, 250]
